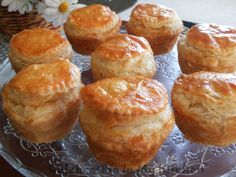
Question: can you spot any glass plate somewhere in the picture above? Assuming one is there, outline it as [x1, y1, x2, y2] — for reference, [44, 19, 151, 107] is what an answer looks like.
[0, 25, 236, 177]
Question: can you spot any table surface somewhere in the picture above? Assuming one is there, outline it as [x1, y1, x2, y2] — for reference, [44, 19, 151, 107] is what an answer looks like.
[0, 156, 23, 177]
[1, 0, 236, 176]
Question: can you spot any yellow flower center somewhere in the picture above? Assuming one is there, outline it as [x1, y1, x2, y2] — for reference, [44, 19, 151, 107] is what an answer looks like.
[59, 1, 69, 13]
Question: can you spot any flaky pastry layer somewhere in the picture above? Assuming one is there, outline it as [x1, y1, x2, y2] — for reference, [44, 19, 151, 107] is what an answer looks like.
[2, 59, 83, 143]
[178, 24, 236, 73]
[80, 103, 174, 169]
[172, 72, 236, 146]
[91, 34, 156, 80]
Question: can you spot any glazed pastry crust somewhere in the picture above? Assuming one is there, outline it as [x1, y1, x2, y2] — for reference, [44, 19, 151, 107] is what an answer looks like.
[9, 28, 72, 72]
[172, 72, 236, 146]
[178, 24, 236, 73]
[126, 3, 183, 55]
[80, 77, 174, 169]
[81, 77, 167, 116]
[187, 23, 236, 51]
[64, 4, 120, 39]
[91, 34, 156, 80]
[2, 59, 82, 143]
[64, 4, 121, 55]
[80, 106, 174, 170]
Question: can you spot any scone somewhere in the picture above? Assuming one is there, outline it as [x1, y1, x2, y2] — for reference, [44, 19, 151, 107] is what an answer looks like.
[91, 34, 156, 80]
[178, 23, 236, 74]
[2, 59, 82, 143]
[80, 77, 174, 170]
[126, 3, 183, 55]
[64, 4, 121, 55]
[172, 71, 236, 146]
[9, 28, 72, 72]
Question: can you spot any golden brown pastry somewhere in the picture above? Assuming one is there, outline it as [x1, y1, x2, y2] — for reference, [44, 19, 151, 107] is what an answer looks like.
[64, 4, 121, 55]
[172, 71, 236, 146]
[2, 59, 82, 143]
[80, 77, 174, 170]
[9, 28, 72, 72]
[126, 3, 183, 55]
[178, 23, 236, 74]
[91, 34, 156, 80]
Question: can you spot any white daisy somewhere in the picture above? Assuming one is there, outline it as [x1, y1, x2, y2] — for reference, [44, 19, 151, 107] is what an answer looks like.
[1, 0, 33, 14]
[39, 0, 82, 27]
[18, 0, 33, 14]
[36, 1, 47, 14]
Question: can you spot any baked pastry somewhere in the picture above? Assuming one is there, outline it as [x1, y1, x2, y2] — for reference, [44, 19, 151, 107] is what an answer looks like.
[126, 3, 183, 55]
[2, 59, 82, 143]
[80, 77, 174, 170]
[178, 23, 236, 74]
[172, 71, 236, 146]
[91, 34, 156, 80]
[9, 28, 72, 72]
[64, 4, 121, 55]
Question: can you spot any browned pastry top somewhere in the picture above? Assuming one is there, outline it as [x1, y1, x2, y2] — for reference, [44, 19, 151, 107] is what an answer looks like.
[10, 28, 68, 57]
[187, 23, 236, 51]
[131, 3, 176, 22]
[7, 59, 80, 98]
[92, 34, 151, 60]
[173, 71, 236, 100]
[81, 77, 168, 115]
[68, 4, 117, 28]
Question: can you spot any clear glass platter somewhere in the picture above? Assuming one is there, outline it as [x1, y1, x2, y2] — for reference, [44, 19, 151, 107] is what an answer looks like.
[0, 25, 236, 177]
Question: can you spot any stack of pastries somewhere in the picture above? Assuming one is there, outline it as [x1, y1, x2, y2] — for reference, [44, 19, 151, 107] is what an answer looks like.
[1, 1, 236, 173]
